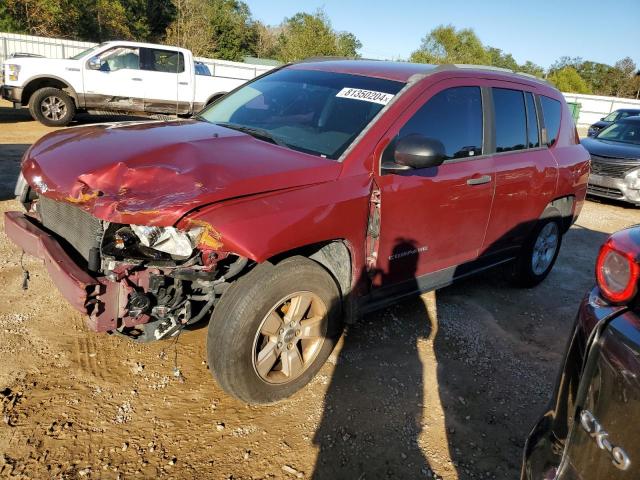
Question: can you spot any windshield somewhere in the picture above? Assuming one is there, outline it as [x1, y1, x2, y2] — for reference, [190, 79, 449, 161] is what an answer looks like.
[596, 121, 640, 145]
[197, 68, 404, 159]
[602, 111, 620, 122]
[69, 44, 103, 60]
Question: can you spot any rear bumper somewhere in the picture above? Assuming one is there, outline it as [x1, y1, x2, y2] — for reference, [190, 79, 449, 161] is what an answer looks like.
[4, 211, 117, 331]
[1, 85, 22, 104]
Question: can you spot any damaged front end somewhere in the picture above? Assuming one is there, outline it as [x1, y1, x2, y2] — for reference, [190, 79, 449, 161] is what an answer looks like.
[6, 182, 248, 342]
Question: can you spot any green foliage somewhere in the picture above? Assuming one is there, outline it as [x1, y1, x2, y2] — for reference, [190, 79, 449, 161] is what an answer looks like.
[0, 4, 637, 98]
[207, 0, 258, 61]
[409, 25, 545, 80]
[273, 10, 360, 62]
[410, 25, 490, 65]
[547, 67, 592, 93]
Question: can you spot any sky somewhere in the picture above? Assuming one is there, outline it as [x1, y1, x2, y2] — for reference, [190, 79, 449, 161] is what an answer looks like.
[244, 0, 640, 69]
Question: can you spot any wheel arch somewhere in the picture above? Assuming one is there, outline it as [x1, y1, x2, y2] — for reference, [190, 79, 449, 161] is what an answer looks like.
[541, 195, 575, 233]
[21, 75, 79, 107]
[267, 240, 353, 302]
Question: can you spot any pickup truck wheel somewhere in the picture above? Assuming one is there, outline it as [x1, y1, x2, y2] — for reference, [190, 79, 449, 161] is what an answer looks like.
[29, 87, 76, 127]
[513, 217, 562, 287]
[207, 256, 342, 404]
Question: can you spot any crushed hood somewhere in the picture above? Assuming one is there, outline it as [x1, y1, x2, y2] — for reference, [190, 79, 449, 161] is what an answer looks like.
[22, 119, 341, 226]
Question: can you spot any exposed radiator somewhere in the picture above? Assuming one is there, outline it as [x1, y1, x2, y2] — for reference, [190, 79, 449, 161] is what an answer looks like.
[38, 195, 102, 262]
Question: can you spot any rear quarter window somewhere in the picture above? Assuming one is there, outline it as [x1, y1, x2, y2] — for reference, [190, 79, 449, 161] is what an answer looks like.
[540, 96, 562, 147]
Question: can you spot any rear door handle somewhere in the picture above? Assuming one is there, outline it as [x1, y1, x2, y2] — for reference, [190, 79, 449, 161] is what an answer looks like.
[132, 77, 143, 81]
[178, 81, 188, 85]
[467, 174, 491, 186]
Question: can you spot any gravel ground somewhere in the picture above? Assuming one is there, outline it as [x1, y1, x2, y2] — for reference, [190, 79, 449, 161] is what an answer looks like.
[1, 99, 639, 479]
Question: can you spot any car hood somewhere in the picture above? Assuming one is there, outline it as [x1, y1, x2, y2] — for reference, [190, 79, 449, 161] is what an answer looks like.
[580, 137, 640, 161]
[22, 119, 341, 226]
[6, 56, 79, 70]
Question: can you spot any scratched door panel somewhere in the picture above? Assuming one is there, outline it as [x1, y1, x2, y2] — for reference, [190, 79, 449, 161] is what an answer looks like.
[560, 312, 640, 479]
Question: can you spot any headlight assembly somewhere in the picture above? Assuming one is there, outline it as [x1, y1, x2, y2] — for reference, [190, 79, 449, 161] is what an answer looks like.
[7, 64, 20, 82]
[131, 225, 203, 257]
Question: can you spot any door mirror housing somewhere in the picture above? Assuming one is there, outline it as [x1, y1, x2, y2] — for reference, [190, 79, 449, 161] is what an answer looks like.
[383, 134, 446, 172]
[88, 56, 103, 70]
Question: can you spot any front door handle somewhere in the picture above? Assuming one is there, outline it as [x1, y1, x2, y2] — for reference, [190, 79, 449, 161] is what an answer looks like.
[467, 174, 491, 186]
[132, 77, 143, 81]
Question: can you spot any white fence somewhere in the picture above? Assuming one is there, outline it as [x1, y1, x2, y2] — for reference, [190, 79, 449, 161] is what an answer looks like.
[562, 92, 640, 127]
[0, 31, 273, 80]
[0, 32, 95, 62]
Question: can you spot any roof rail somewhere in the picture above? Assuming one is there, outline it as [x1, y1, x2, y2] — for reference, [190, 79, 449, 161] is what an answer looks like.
[434, 63, 552, 86]
[297, 56, 352, 63]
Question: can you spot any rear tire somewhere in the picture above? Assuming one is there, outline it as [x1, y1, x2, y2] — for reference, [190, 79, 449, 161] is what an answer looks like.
[29, 87, 76, 127]
[512, 216, 562, 287]
[207, 256, 342, 404]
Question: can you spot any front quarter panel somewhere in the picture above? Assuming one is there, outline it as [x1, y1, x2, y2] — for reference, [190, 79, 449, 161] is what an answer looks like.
[177, 173, 373, 279]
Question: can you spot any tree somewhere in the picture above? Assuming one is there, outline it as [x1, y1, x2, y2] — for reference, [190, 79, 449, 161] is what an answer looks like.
[547, 67, 592, 93]
[410, 25, 491, 65]
[519, 61, 545, 78]
[487, 47, 518, 71]
[207, 0, 258, 61]
[274, 10, 359, 62]
[4, 0, 80, 37]
[335, 31, 362, 58]
[165, 0, 214, 56]
[253, 21, 280, 59]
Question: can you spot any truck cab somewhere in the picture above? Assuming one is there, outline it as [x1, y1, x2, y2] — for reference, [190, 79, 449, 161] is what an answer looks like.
[1, 40, 269, 126]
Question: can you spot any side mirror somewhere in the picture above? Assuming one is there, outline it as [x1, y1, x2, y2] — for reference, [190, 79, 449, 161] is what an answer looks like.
[88, 56, 103, 70]
[382, 134, 446, 173]
[600, 117, 605, 121]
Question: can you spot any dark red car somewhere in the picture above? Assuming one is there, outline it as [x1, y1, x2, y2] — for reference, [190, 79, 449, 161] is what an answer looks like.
[5, 60, 590, 403]
[523, 227, 640, 479]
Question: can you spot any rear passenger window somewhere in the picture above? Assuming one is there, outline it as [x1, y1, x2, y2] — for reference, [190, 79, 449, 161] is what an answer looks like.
[141, 48, 185, 73]
[399, 86, 483, 160]
[525, 92, 540, 148]
[493, 88, 527, 152]
[540, 96, 562, 147]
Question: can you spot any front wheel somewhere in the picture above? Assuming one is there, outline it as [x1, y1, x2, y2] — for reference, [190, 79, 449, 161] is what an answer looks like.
[29, 87, 76, 126]
[207, 256, 342, 404]
[512, 217, 562, 287]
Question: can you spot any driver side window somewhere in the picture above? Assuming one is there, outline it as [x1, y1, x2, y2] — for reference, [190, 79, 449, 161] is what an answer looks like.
[97, 47, 140, 72]
[398, 86, 483, 160]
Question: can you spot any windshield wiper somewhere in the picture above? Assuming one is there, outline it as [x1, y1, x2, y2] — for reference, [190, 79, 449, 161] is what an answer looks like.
[215, 122, 289, 148]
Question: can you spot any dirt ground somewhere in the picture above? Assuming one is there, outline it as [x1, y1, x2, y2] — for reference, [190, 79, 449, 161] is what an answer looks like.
[1, 99, 638, 480]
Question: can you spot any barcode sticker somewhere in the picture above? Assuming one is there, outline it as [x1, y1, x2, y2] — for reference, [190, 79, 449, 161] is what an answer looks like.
[336, 88, 395, 105]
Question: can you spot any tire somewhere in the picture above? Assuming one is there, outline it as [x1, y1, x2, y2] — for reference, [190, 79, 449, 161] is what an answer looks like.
[29, 87, 76, 127]
[208, 256, 342, 404]
[512, 216, 563, 287]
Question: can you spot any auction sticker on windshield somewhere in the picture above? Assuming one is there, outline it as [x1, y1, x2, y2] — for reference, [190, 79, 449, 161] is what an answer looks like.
[336, 88, 395, 105]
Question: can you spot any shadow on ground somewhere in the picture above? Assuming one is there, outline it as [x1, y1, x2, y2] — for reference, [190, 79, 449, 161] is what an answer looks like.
[0, 144, 29, 200]
[312, 225, 609, 479]
[0, 103, 149, 125]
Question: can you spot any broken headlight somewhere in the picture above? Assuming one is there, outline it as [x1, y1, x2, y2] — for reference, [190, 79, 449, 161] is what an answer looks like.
[131, 225, 203, 257]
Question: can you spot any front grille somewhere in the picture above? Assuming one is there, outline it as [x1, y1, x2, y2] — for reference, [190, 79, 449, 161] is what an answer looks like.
[590, 155, 638, 179]
[587, 184, 624, 199]
[38, 196, 102, 261]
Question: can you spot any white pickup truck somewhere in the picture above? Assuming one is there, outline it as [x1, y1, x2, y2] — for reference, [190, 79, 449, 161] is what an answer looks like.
[1, 40, 274, 126]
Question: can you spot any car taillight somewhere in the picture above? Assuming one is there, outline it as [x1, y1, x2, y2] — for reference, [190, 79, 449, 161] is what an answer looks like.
[596, 234, 640, 304]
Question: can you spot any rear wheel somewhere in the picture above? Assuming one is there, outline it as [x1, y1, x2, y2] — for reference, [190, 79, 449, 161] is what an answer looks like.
[29, 87, 76, 127]
[513, 217, 562, 287]
[207, 256, 342, 404]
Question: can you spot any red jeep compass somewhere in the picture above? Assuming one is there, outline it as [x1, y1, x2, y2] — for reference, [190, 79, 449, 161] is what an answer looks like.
[5, 60, 590, 403]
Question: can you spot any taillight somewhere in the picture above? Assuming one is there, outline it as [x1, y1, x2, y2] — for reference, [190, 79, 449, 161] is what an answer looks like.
[596, 233, 640, 304]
